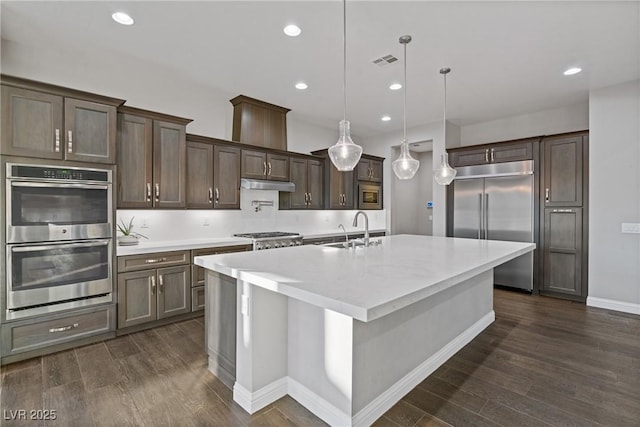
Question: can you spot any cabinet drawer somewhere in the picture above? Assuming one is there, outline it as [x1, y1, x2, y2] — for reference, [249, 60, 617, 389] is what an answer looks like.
[192, 286, 205, 311]
[118, 250, 190, 272]
[191, 245, 252, 287]
[2, 305, 115, 356]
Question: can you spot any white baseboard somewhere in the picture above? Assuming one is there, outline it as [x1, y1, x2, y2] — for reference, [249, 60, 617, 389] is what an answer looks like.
[352, 310, 496, 427]
[587, 297, 640, 315]
[288, 377, 352, 426]
[233, 378, 288, 414]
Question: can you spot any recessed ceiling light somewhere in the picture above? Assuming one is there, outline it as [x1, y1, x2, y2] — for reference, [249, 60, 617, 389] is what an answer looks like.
[284, 24, 301, 37]
[563, 67, 582, 76]
[381, 115, 391, 121]
[389, 83, 402, 90]
[112, 12, 134, 26]
[295, 82, 308, 90]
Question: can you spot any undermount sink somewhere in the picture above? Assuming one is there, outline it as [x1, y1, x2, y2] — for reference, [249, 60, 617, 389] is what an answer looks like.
[323, 240, 365, 249]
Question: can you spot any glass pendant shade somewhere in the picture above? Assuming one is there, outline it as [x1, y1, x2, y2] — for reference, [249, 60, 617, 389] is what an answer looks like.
[392, 140, 420, 180]
[328, 120, 362, 171]
[434, 152, 457, 185]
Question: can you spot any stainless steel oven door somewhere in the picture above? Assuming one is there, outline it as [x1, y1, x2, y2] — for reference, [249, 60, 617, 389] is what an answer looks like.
[6, 239, 112, 310]
[358, 183, 382, 209]
[7, 181, 112, 243]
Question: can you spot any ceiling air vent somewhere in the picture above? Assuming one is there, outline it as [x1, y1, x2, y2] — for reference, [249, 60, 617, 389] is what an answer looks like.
[372, 54, 398, 67]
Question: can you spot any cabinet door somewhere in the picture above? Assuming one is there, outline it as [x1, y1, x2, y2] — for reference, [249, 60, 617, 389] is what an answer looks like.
[64, 98, 117, 164]
[328, 165, 354, 209]
[118, 270, 157, 329]
[1, 86, 63, 159]
[241, 149, 267, 179]
[341, 169, 355, 209]
[186, 141, 214, 208]
[449, 147, 489, 167]
[490, 141, 533, 163]
[156, 266, 191, 320]
[117, 114, 153, 208]
[357, 159, 371, 181]
[288, 158, 308, 209]
[267, 153, 289, 181]
[369, 159, 383, 182]
[542, 208, 582, 296]
[153, 120, 186, 208]
[543, 136, 583, 207]
[307, 159, 324, 209]
[214, 145, 241, 209]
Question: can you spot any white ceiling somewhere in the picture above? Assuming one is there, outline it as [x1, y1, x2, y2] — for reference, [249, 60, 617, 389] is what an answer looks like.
[1, 1, 639, 137]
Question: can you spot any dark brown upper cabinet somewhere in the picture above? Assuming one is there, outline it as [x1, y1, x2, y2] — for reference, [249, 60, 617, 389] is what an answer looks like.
[241, 149, 289, 181]
[280, 156, 324, 209]
[1, 77, 123, 163]
[357, 155, 383, 182]
[542, 135, 584, 207]
[311, 149, 355, 210]
[116, 106, 191, 209]
[230, 95, 290, 151]
[449, 138, 536, 167]
[186, 136, 241, 210]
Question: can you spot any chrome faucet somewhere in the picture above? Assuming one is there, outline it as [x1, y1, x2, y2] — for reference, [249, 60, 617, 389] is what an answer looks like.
[352, 211, 370, 246]
[338, 224, 349, 243]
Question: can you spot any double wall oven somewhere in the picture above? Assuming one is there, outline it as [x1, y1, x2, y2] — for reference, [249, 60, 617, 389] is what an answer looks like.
[5, 163, 113, 318]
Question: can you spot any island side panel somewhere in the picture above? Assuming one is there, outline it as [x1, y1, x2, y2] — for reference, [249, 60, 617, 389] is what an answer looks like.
[205, 271, 237, 388]
[233, 280, 289, 413]
[287, 299, 354, 423]
[352, 269, 494, 420]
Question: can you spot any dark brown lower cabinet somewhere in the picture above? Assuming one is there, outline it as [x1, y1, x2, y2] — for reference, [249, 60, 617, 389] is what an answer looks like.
[541, 207, 583, 298]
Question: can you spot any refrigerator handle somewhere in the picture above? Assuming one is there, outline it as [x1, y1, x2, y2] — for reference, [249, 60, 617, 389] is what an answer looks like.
[478, 194, 483, 239]
[485, 193, 489, 240]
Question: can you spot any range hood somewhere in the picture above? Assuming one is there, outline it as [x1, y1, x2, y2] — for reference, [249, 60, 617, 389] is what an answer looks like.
[240, 178, 295, 192]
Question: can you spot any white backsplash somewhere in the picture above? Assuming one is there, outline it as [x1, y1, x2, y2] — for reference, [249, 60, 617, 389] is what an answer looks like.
[116, 189, 387, 241]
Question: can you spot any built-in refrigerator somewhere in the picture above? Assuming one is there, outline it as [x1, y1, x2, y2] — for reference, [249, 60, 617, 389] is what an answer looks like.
[451, 160, 534, 291]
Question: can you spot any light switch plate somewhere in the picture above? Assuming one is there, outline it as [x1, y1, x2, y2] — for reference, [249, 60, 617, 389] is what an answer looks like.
[621, 223, 640, 234]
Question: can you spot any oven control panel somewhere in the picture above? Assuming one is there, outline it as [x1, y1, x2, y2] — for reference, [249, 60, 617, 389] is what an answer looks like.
[9, 165, 110, 182]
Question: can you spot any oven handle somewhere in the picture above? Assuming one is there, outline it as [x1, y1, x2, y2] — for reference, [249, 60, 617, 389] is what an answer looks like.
[10, 181, 110, 190]
[10, 240, 110, 253]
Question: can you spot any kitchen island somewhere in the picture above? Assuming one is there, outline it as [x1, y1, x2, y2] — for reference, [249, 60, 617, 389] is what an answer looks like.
[195, 234, 535, 426]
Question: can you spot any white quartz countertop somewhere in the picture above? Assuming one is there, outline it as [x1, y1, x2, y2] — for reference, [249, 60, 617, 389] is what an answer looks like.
[116, 229, 387, 256]
[194, 234, 535, 322]
[116, 237, 253, 256]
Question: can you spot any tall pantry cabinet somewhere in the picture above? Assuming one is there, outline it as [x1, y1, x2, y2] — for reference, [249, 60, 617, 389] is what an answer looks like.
[539, 132, 589, 301]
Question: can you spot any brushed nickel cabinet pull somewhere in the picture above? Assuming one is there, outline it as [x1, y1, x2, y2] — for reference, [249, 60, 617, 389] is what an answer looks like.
[155, 183, 160, 202]
[55, 129, 60, 152]
[150, 276, 156, 294]
[158, 275, 164, 293]
[145, 257, 167, 264]
[263, 162, 267, 176]
[67, 130, 73, 153]
[308, 193, 312, 204]
[553, 209, 574, 213]
[146, 183, 152, 201]
[304, 193, 308, 204]
[545, 188, 550, 203]
[490, 148, 495, 163]
[215, 188, 220, 203]
[485, 149, 489, 163]
[208, 188, 213, 203]
[49, 323, 78, 333]
[268, 162, 272, 176]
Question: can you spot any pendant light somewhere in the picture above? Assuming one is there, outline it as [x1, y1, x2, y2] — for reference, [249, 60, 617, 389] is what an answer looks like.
[392, 35, 420, 180]
[328, 0, 362, 171]
[434, 67, 457, 185]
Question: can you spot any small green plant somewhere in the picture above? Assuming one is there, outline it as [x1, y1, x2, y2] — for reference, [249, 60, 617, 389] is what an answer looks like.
[117, 217, 147, 239]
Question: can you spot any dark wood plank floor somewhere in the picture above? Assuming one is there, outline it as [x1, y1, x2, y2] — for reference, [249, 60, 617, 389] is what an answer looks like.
[2, 290, 639, 426]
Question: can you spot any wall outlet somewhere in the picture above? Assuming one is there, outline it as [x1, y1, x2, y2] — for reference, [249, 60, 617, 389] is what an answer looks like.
[203, 217, 210, 227]
[139, 217, 149, 228]
[621, 223, 640, 234]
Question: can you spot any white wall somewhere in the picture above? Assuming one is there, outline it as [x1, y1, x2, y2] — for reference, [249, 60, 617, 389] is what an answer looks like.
[587, 80, 640, 314]
[460, 102, 589, 146]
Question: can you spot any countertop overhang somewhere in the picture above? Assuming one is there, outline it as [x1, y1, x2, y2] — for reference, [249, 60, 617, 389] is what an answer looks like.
[195, 234, 535, 322]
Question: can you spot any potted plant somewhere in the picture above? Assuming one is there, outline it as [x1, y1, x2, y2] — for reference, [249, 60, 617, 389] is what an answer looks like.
[116, 217, 147, 246]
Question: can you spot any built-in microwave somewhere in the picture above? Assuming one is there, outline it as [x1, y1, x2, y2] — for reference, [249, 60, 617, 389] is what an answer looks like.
[6, 163, 112, 243]
[358, 183, 382, 210]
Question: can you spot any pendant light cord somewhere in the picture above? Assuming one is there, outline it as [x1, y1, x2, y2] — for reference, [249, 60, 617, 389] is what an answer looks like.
[343, 0, 347, 122]
[403, 41, 407, 141]
[443, 71, 447, 147]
